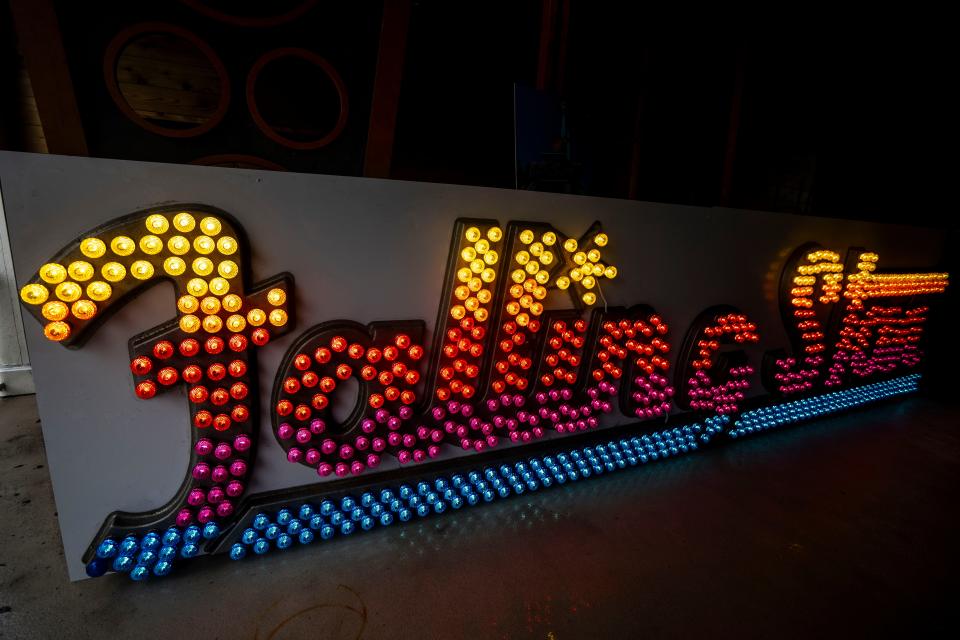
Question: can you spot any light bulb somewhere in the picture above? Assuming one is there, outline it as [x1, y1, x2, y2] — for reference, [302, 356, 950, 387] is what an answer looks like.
[474, 308, 489, 322]
[111, 236, 135, 256]
[192, 257, 214, 276]
[209, 277, 230, 296]
[465, 227, 481, 242]
[187, 278, 208, 296]
[180, 314, 200, 333]
[475, 239, 490, 254]
[200, 296, 221, 314]
[168, 236, 190, 255]
[515, 251, 530, 265]
[247, 308, 266, 326]
[511, 269, 526, 284]
[484, 250, 499, 265]
[582, 276, 595, 289]
[203, 315, 223, 333]
[487, 227, 503, 242]
[178, 295, 199, 314]
[457, 268, 472, 282]
[102, 262, 126, 282]
[573, 252, 587, 265]
[217, 236, 238, 255]
[587, 249, 601, 262]
[173, 212, 196, 232]
[594, 233, 608, 247]
[570, 269, 583, 282]
[267, 288, 286, 306]
[217, 260, 238, 279]
[519, 229, 535, 244]
[540, 251, 554, 265]
[454, 285, 469, 300]
[269, 309, 288, 327]
[450, 305, 466, 320]
[223, 294, 243, 312]
[44, 321, 70, 341]
[55, 282, 81, 302]
[72, 299, 97, 320]
[470, 259, 484, 273]
[42, 301, 68, 321]
[461, 247, 477, 261]
[563, 238, 578, 252]
[86, 281, 112, 302]
[555, 276, 570, 290]
[194, 236, 215, 255]
[481, 268, 496, 283]
[145, 214, 169, 234]
[131, 260, 154, 280]
[164, 257, 186, 276]
[477, 289, 492, 304]
[139, 235, 163, 255]
[227, 314, 246, 332]
[604, 266, 618, 279]
[542, 231, 557, 246]
[80, 238, 106, 259]
[530, 242, 544, 257]
[39, 263, 66, 284]
[535, 270, 550, 285]
[582, 292, 597, 305]
[200, 217, 222, 236]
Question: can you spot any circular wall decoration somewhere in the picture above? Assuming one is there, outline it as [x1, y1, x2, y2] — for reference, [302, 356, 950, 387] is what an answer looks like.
[104, 22, 230, 138]
[190, 154, 286, 171]
[246, 48, 349, 150]
[179, 0, 318, 28]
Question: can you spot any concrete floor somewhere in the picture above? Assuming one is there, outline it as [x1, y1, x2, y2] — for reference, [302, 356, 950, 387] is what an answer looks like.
[0, 393, 957, 639]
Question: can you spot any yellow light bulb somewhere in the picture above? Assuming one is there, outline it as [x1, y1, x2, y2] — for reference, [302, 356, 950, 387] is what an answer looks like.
[569, 269, 583, 282]
[168, 236, 191, 255]
[209, 277, 230, 296]
[44, 321, 71, 342]
[179, 314, 200, 333]
[604, 266, 618, 279]
[457, 268, 472, 283]
[540, 251, 554, 266]
[587, 249, 601, 263]
[594, 233, 608, 247]
[267, 288, 286, 306]
[67, 261, 94, 282]
[102, 262, 126, 282]
[465, 297, 480, 312]
[524, 261, 540, 275]
[592, 263, 604, 276]
[534, 270, 550, 285]
[139, 235, 163, 255]
[39, 263, 66, 284]
[511, 269, 526, 284]
[187, 278, 208, 296]
[200, 217, 222, 236]
[556, 276, 570, 290]
[454, 285, 469, 300]
[465, 227, 481, 243]
[20, 283, 49, 305]
[71, 299, 97, 320]
[217, 260, 238, 279]
[200, 296, 221, 314]
[194, 236, 215, 255]
[484, 250, 498, 265]
[515, 251, 530, 266]
[573, 252, 587, 265]
[487, 227, 503, 242]
[530, 242, 543, 257]
[80, 238, 106, 259]
[203, 315, 223, 333]
[226, 314, 246, 332]
[192, 257, 214, 276]
[164, 257, 186, 276]
[145, 214, 169, 234]
[534, 285, 547, 300]
[474, 308, 489, 322]
[247, 308, 266, 326]
[582, 292, 597, 305]
[506, 301, 520, 315]
[468, 277, 482, 292]
[173, 212, 196, 232]
[519, 229, 534, 244]
[563, 238, 578, 253]
[542, 231, 557, 246]
[55, 281, 81, 302]
[450, 305, 466, 320]
[582, 276, 596, 289]
[178, 295, 199, 314]
[222, 294, 243, 312]
[475, 239, 490, 254]
[217, 236, 238, 255]
[461, 247, 477, 262]
[268, 308, 287, 327]
[477, 289, 492, 304]
[42, 301, 68, 321]
[131, 261, 154, 280]
[111, 236, 135, 256]
[470, 259, 484, 274]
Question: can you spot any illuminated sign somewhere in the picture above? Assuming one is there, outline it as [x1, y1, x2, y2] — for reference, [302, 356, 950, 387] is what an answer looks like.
[17, 205, 949, 582]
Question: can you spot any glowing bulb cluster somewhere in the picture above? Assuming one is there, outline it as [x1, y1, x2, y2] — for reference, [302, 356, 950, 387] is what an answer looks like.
[686, 312, 760, 415]
[21, 211, 243, 344]
[275, 332, 429, 475]
[555, 231, 617, 306]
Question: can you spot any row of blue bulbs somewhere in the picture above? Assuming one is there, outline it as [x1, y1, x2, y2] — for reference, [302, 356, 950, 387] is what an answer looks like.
[230, 423, 708, 560]
[85, 522, 221, 580]
[728, 374, 920, 438]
